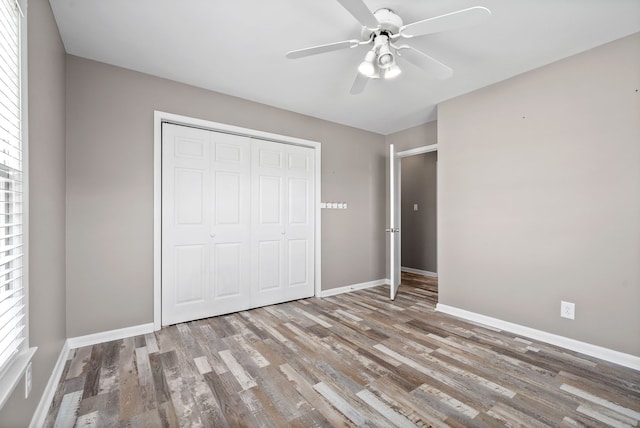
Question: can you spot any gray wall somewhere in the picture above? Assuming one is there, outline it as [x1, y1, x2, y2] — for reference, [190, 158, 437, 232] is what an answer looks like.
[0, 0, 67, 425]
[65, 56, 387, 337]
[438, 32, 640, 356]
[386, 121, 437, 152]
[401, 152, 437, 273]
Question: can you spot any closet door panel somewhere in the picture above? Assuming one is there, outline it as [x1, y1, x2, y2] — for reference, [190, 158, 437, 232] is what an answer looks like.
[257, 240, 283, 291]
[214, 171, 241, 224]
[212, 242, 242, 297]
[174, 244, 206, 304]
[288, 239, 309, 286]
[209, 132, 252, 315]
[284, 145, 315, 301]
[175, 168, 205, 224]
[252, 140, 315, 305]
[258, 175, 283, 225]
[251, 141, 287, 306]
[162, 124, 212, 325]
[288, 178, 309, 225]
[163, 124, 251, 325]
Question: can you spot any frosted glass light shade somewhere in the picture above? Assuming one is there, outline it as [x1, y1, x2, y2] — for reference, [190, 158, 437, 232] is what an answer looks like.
[358, 50, 377, 77]
[384, 64, 402, 79]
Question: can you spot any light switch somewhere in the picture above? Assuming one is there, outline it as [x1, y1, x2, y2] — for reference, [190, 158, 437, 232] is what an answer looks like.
[414, 204, 419, 211]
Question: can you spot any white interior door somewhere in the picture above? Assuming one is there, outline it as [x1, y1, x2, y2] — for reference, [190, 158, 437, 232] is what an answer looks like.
[389, 143, 401, 299]
[251, 140, 315, 307]
[162, 124, 251, 325]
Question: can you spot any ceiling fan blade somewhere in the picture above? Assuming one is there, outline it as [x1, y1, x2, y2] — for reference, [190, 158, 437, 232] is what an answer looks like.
[400, 6, 491, 38]
[350, 72, 369, 95]
[396, 45, 453, 79]
[286, 39, 361, 59]
[336, 0, 379, 29]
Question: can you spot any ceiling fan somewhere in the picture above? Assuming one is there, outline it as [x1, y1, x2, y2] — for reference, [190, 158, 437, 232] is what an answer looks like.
[286, 0, 491, 94]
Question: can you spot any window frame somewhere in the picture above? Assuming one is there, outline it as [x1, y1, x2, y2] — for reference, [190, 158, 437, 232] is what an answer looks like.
[0, 0, 35, 410]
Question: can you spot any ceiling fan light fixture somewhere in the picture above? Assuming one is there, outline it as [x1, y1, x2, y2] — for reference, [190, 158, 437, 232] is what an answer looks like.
[384, 64, 401, 79]
[358, 49, 377, 77]
[285, 0, 484, 93]
[377, 43, 395, 69]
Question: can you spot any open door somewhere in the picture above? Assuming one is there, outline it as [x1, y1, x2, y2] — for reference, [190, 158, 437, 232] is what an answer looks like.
[388, 144, 401, 299]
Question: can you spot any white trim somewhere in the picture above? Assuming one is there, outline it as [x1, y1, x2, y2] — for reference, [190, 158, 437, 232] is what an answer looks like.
[29, 340, 70, 428]
[153, 112, 162, 331]
[67, 323, 155, 349]
[397, 143, 438, 158]
[401, 266, 438, 277]
[390, 143, 398, 299]
[436, 303, 640, 371]
[156, 111, 321, 147]
[314, 145, 322, 299]
[0, 347, 36, 409]
[320, 279, 388, 298]
[153, 111, 322, 329]
[21, 0, 29, 367]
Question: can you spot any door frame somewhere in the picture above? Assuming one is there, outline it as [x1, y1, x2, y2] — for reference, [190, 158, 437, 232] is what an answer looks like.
[397, 145, 438, 159]
[390, 143, 438, 297]
[153, 111, 322, 330]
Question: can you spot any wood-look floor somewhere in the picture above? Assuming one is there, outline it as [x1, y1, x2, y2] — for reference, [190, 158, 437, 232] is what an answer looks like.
[46, 273, 640, 427]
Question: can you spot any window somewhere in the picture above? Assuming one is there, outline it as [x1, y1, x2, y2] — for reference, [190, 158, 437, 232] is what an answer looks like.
[0, 0, 32, 409]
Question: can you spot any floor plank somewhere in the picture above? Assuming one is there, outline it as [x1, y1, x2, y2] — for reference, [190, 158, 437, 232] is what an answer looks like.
[46, 273, 640, 427]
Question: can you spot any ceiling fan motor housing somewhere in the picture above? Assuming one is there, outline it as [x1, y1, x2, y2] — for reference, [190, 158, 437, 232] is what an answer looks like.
[362, 8, 403, 39]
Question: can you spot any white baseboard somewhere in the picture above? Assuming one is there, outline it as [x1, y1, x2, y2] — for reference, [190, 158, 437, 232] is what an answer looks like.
[401, 267, 438, 277]
[436, 303, 640, 371]
[67, 323, 155, 349]
[320, 278, 388, 298]
[29, 340, 70, 428]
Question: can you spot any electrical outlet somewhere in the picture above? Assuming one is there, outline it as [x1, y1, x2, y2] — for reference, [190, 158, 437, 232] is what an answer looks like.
[25, 362, 32, 398]
[560, 301, 575, 320]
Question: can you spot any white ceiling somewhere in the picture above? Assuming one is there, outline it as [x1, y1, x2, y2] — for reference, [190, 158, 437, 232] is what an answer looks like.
[49, 0, 640, 135]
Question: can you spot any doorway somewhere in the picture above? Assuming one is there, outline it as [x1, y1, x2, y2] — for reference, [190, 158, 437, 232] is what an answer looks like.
[400, 151, 437, 278]
[388, 144, 437, 299]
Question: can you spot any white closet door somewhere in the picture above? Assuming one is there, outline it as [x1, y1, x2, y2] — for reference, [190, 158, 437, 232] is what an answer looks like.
[251, 140, 315, 307]
[162, 124, 251, 325]
[284, 144, 316, 301]
[209, 131, 252, 315]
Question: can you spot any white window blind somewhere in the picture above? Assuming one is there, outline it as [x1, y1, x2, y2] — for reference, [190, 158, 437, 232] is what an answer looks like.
[0, 0, 24, 376]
